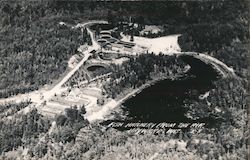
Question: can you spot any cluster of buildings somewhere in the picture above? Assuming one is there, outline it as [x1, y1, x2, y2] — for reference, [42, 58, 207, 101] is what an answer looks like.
[96, 29, 135, 53]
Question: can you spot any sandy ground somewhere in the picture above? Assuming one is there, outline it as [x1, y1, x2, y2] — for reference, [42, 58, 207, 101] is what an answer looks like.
[86, 99, 117, 122]
[68, 55, 78, 68]
[120, 33, 233, 77]
[121, 33, 182, 54]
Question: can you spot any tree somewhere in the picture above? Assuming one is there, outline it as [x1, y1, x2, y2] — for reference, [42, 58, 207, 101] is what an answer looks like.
[97, 98, 104, 106]
[56, 115, 67, 126]
[65, 106, 78, 121]
[107, 10, 114, 25]
[60, 126, 75, 143]
[130, 29, 134, 42]
[79, 105, 86, 115]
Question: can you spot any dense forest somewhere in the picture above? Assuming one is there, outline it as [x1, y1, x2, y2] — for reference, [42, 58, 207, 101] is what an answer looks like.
[103, 53, 187, 99]
[0, 105, 89, 158]
[0, 101, 31, 119]
[0, 1, 249, 159]
[0, 108, 51, 154]
[0, 1, 89, 98]
[1, 100, 246, 160]
[184, 76, 248, 160]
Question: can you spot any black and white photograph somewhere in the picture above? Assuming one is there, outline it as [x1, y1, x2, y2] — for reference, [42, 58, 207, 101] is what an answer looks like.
[0, 0, 249, 159]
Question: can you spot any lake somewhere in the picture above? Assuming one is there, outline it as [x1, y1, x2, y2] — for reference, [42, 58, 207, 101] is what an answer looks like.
[120, 55, 219, 123]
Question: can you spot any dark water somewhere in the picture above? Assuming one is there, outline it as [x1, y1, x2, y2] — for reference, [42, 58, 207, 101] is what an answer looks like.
[90, 23, 114, 30]
[119, 55, 220, 123]
[87, 65, 105, 72]
[99, 53, 114, 60]
[122, 55, 218, 122]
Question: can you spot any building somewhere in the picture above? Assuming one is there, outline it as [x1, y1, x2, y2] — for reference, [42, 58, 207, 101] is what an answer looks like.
[77, 44, 88, 53]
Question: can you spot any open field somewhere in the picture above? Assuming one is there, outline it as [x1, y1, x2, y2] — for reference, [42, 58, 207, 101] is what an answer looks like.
[121, 33, 182, 54]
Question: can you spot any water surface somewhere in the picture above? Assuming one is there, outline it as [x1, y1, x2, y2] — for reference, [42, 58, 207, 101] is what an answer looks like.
[121, 55, 219, 123]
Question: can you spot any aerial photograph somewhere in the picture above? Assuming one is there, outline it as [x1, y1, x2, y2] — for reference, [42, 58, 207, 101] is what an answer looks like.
[0, 0, 249, 159]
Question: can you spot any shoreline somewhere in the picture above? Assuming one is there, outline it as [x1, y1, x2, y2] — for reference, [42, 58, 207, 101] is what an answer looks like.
[115, 73, 184, 104]
[86, 71, 186, 122]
